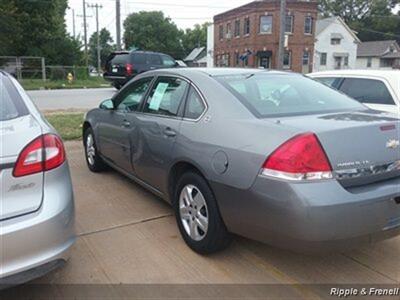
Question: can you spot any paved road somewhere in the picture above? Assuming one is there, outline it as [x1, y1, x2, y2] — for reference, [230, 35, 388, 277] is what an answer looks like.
[6, 140, 393, 299]
[27, 88, 116, 111]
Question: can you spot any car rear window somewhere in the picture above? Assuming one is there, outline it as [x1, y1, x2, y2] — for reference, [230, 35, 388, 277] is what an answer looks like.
[339, 78, 396, 105]
[0, 74, 28, 121]
[216, 74, 365, 118]
[111, 53, 129, 65]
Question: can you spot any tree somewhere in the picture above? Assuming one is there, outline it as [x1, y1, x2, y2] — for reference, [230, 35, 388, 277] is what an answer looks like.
[0, 0, 83, 65]
[319, 0, 400, 42]
[88, 28, 115, 68]
[123, 11, 184, 59]
[181, 23, 210, 56]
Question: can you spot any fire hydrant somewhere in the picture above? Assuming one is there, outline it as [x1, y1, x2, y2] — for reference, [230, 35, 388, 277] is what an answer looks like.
[67, 72, 74, 84]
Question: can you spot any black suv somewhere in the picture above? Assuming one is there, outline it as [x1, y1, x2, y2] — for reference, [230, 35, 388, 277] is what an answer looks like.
[104, 51, 178, 89]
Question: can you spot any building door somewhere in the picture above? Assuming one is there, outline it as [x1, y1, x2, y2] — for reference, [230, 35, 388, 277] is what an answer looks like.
[334, 57, 342, 69]
[259, 57, 270, 69]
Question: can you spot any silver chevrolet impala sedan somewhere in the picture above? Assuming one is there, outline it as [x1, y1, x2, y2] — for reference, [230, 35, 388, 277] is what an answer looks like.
[0, 71, 75, 285]
[83, 68, 400, 253]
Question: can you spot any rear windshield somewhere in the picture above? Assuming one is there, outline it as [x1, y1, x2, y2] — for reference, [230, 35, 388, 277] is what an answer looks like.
[216, 74, 365, 118]
[0, 74, 28, 121]
[111, 53, 129, 65]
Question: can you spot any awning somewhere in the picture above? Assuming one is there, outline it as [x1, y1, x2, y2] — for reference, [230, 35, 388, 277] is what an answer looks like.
[256, 50, 272, 58]
[333, 52, 349, 57]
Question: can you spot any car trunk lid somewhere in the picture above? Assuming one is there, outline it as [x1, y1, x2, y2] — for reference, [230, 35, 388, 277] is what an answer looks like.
[1, 115, 44, 220]
[272, 110, 400, 187]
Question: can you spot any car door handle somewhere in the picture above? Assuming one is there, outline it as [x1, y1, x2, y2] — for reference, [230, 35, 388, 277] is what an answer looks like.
[121, 120, 131, 128]
[163, 127, 176, 137]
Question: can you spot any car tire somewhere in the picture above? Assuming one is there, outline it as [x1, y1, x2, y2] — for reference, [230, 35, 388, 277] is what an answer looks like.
[83, 127, 107, 172]
[173, 172, 232, 254]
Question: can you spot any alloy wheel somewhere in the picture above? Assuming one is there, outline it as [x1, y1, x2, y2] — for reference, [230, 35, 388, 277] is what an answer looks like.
[179, 184, 209, 241]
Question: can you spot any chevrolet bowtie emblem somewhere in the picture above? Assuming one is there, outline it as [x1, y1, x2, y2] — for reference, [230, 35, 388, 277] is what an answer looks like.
[386, 139, 400, 149]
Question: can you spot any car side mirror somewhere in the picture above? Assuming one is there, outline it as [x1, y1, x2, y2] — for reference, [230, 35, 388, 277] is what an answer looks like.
[99, 99, 114, 110]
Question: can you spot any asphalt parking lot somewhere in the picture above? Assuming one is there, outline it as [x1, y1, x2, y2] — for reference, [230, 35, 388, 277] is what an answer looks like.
[14, 141, 398, 297]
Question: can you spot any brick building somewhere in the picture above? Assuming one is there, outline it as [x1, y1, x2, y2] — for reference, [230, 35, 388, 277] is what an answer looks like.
[213, 0, 318, 73]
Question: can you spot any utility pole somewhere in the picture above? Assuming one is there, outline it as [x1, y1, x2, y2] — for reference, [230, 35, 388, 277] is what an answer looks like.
[88, 3, 103, 74]
[72, 9, 76, 38]
[116, 0, 122, 50]
[277, 0, 286, 70]
[83, 0, 89, 66]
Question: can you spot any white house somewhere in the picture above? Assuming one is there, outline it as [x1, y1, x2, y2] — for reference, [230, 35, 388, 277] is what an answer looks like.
[356, 40, 400, 69]
[313, 17, 360, 72]
[206, 24, 214, 68]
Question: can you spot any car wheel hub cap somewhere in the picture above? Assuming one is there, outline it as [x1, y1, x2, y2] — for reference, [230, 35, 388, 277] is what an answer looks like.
[86, 134, 96, 165]
[179, 185, 208, 241]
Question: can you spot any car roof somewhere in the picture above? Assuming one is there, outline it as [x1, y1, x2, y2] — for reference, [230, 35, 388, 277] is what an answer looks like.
[308, 69, 400, 82]
[153, 68, 290, 77]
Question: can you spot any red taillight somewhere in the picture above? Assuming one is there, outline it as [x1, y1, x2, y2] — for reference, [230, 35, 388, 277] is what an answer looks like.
[125, 63, 133, 76]
[262, 133, 333, 181]
[13, 134, 66, 177]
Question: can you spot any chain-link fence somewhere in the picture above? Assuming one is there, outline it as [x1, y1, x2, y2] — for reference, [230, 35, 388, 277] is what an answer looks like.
[0, 56, 93, 81]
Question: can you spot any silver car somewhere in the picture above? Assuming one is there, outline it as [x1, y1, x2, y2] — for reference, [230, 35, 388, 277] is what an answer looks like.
[83, 68, 400, 253]
[0, 72, 75, 285]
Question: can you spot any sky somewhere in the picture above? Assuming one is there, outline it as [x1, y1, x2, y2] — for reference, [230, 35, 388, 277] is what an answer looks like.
[66, 0, 250, 43]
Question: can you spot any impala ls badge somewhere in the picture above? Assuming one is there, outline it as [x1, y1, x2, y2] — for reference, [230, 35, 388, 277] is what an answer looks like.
[386, 139, 400, 149]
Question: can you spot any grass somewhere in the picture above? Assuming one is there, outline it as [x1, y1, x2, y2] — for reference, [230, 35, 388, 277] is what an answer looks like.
[21, 77, 111, 90]
[45, 113, 84, 141]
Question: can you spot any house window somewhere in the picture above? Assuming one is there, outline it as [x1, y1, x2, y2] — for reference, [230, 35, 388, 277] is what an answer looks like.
[380, 59, 393, 68]
[226, 23, 232, 39]
[244, 17, 250, 35]
[302, 51, 310, 65]
[219, 25, 224, 40]
[331, 38, 341, 45]
[367, 57, 372, 68]
[285, 15, 293, 33]
[283, 51, 291, 69]
[304, 16, 313, 34]
[234, 20, 240, 37]
[320, 53, 327, 65]
[344, 56, 349, 66]
[260, 15, 273, 34]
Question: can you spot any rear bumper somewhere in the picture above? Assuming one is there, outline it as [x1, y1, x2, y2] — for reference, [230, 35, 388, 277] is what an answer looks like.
[103, 74, 131, 85]
[0, 163, 75, 283]
[212, 176, 400, 252]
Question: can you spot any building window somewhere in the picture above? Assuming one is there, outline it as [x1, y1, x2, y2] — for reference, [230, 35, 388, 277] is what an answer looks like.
[244, 17, 250, 35]
[304, 16, 313, 34]
[283, 51, 291, 69]
[226, 23, 232, 39]
[320, 53, 327, 65]
[302, 51, 310, 65]
[367, 57, 372, 68]
[331, 38, 341, 45]
[344, 56, 349, 67]
[234, 20, 240, 37]
[219, 25, 224, 40]
[285, 15, 293, 33]
[260, 15, 273, 34]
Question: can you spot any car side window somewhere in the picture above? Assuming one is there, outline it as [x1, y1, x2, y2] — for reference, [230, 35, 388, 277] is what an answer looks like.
[116, 77, 153, 112]
[148, 54, 162, 65]
[161, 55, 176, 67]
[339, 78, 395, 105]
[132, 53, 146, 64]
[143, 77, 189, 117]
[184, 87, 206, 120]
[314, 77, 338, 88]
